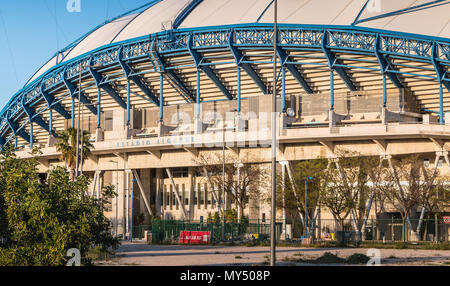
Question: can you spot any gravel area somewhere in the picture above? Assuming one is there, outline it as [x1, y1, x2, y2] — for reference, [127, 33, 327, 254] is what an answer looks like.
[96, 241, 450, 266]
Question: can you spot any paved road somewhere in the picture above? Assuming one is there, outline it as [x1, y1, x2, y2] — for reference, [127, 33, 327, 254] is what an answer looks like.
[97, 241, 450, 266]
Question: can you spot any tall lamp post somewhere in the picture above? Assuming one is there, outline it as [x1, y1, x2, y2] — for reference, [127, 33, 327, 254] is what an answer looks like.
[109, 160, 119, 237]
[270, 0, 278, 267]
[75, 63, 102, 178]
[305, 176, 313, 237]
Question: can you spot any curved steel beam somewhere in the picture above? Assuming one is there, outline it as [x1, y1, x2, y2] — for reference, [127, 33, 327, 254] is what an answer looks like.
[6, 111, 30, 143]
[321, 31, 357, 91]
[62, 69, 98, 115]
[148, 42, 194, 103]
[277, 46, 313, 94]
[88, 66, 127, 109]
[119, 48, 161, 105]
[21, 97, 54, 136]
[432, 42, 450, 92]
[229, 31, 268, 94]
[40, 83, 71, 120]
[375, 35, 404, 89]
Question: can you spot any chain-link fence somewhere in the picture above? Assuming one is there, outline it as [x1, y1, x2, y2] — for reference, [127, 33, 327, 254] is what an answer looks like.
[311, 218, 449, 243]
[130, 218, 449, 244]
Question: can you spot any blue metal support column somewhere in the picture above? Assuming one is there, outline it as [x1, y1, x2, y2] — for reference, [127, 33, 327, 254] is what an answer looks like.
[29, 122, 33, 149]
[89, 67, 127, 109]
[432, 43, 450, 93]
[97, 88, 101, 128]
[71, 99, 75, 127]
[277, 47, 313, 94]
[160, 74, 164, 122]
[196, 70, 201, 119]
[382, 73, 387, 108]
[281, 67, 286, 113]
[22, 97, 53, 137]
[322, 31, 357, 91]
[62, 70, 98, 115]
[375, 35, 403, 89]
[440, 82, 444, 125]
[237, 67, 241, 114]
[118, 51, 161, 106]
[188, 34, 233, 100]
[49, 109, 53, 134]
[6, 113, 30, 143]
[126, 79, 131, 126]
[229, 32, 268, 94]
[40, 83, 71, 120]
[148, 43, 195, 103]
[330, 70, 335, 110]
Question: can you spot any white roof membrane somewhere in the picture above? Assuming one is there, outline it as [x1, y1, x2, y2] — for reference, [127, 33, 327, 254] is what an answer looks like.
[26, 0, 450, 87]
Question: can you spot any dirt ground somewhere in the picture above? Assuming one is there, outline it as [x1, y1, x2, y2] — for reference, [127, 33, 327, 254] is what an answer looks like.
[96, 241, 450, 266]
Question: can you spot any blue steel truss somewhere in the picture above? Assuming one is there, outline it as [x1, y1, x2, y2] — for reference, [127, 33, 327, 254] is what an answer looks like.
[1, 23, 449, 146]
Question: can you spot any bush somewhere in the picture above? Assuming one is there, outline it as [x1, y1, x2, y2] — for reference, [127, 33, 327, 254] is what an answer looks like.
[314, 252, 346, 264]
[0, 147, 119, 266]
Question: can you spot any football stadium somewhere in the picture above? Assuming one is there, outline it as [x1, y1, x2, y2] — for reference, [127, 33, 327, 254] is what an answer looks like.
[1, 0, 449, 241]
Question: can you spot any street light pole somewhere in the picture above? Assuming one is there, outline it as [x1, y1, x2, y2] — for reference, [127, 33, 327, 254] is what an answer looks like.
[270, 0, 278, 267]
[75, 70, 82, 178]
[305, 177, 313, 237]
[222, 124, 226, 241]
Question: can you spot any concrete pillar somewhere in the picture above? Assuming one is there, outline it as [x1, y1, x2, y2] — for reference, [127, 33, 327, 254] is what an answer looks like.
[329, 109, 337, 128]
[112, 169, 126, 237]
[96, 128, 104, 142]
[155, 169, 163, 218]
[188, 167, 196, 220]
[138, 169, 152, 224]
[47, 134, 58, 147]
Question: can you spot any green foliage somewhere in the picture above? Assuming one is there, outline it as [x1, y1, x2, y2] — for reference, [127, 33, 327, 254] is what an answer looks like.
[225, 209, 238, 222]
[55, 127, 93, 181]
[0, 147, 118, 266]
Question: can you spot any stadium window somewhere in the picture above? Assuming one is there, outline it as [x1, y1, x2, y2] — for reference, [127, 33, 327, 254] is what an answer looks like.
[194, 188, 198, 206]
[207, 185, 211, 207]
[424, 158, 430, 168]
[438, 158, 444, 168]
[199, 184, 204, 207]
[169, 185, 173, 210]
[176, 184, 179, 210]
[204, 183, 208, 209]
[163, 185, 167, 210]
[184, 184, 189, 205]
[104, 110, 114, 131]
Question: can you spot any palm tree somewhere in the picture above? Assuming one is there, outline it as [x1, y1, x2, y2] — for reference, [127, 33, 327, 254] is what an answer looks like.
[55, 127, 94, 181]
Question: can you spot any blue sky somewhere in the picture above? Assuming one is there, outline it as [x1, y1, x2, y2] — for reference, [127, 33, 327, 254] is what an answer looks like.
[0, 0, 151, 110]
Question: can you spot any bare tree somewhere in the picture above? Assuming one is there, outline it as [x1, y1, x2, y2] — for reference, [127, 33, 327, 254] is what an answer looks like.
[193, 152, 268, 222]
[383, 155, 426, 241]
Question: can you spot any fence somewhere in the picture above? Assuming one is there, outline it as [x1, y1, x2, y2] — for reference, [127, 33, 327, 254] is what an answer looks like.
[313, 218, 449, 242]
[131, 219, 288, 243]
[130, 218, 449, 244]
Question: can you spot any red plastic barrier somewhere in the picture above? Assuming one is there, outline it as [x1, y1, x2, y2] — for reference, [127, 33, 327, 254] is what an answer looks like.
[179, 231, 210, 244]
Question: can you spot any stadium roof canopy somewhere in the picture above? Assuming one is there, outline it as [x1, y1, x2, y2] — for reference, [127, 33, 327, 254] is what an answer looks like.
[1, 0, 450, 147]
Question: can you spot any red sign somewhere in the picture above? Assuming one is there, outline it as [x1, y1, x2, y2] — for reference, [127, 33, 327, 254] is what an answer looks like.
[443, 216, 450, 224]
[179, 231, 211, 244]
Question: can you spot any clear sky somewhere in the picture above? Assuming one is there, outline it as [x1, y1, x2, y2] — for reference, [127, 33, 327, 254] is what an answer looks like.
[0, 0, 151, 110]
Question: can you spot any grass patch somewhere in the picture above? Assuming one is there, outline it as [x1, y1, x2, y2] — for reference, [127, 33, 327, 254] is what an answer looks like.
[86, 247, 115, 262]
